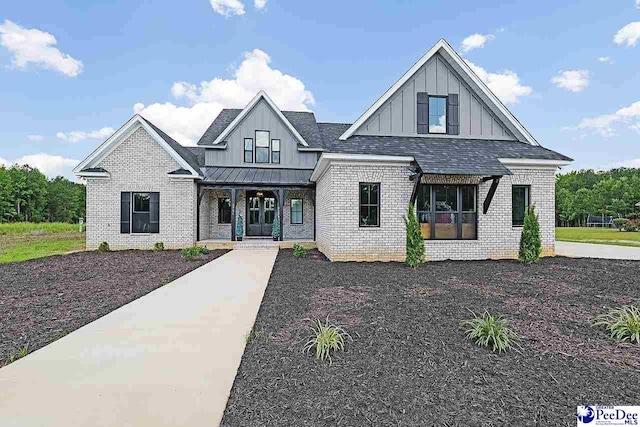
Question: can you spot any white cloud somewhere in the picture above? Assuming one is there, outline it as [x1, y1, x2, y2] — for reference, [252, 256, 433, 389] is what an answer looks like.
[56, 127, 114, 143]
[598, 56, 612, 63]
[254, 0, 267, 9]
[551, 70, 590, 93]
[0, 20, 83, 77]
[614, 21, 640, 47]
[637, 0, 640, 8]
[460, 33, 495, 53]
[573, 101, 640, 137]
[614, 158, 640, 168]
[135, 48, 315, 145]
[464, 60, 533, 104]
[630, 123, 640, 134]
[210, 0, 245, 16]
[27, 134, 44, 141]
[1, 153, 78, 177]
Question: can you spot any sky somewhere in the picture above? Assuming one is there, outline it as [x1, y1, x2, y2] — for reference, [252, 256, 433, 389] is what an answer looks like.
[1, 0, 639, 180]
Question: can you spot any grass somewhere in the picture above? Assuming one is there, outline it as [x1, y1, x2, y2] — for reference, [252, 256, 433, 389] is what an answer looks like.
[304, 318, 351, 363]
[594, 306, 640, 344]
[461, 311, 519, 353]
[0, 222, 85, 263]
[556, 227, 640, 248]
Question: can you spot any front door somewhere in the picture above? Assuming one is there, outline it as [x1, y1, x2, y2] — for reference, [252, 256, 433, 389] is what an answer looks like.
[246, 191, 276, 236]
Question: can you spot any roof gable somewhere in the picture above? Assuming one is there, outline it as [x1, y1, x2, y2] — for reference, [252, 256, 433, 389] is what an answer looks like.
[339, 39, 539, 145]
[73, 115, 202, 178]
[206, 91, 309, 147]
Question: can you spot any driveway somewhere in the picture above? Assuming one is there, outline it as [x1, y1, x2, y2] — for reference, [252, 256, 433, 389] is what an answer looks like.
[556, 241, 640, 260]
[0, 248, 278, 427]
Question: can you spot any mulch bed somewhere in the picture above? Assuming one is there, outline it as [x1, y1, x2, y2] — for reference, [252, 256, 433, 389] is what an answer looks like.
[223, 251, 640, 426]
[0, 249, 228, 363]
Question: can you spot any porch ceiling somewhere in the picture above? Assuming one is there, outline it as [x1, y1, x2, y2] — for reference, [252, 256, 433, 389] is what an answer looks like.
[200, 166, 313, 186]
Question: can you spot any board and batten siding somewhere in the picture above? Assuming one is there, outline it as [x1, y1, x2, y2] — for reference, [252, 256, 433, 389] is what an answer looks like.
[355, 53, 515, 139]
[205, 99, 317, 168]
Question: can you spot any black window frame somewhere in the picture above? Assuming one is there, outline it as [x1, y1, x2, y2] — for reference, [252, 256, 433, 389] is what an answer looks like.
[290, 198, 303, 224]
[244, 138, 253, 163]
[512, 185, 530, 227]
[255, 130, 270, 164]
[218, 197, 231, 224]
[359, 182, 380, 228]
[121, 192, 159, 234]
[428, 95, 448, 135]
[416, 184, 477, 240]
[271, 139, 280, 164]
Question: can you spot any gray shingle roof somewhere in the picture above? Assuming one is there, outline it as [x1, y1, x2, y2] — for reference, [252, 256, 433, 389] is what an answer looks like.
[201, 167, 313, 186]
[140, 117, 202, 174]
[318, 123, 572, 176]
[197, 109, 242, 146]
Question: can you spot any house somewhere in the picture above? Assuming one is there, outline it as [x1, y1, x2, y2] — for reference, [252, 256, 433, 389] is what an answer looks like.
[74, 39, 572, 262]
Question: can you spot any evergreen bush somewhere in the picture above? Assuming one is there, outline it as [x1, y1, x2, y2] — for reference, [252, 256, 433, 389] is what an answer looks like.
[404, 203, 425, 268]
[519, 205, 542, 264]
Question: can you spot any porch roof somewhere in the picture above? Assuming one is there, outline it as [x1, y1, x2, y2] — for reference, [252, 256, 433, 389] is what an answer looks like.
[200, 166, 313, 186]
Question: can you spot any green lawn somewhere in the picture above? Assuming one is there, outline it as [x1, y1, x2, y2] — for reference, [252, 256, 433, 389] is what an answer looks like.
[556, 227, 640, 247]
[0, 222, 86, 263]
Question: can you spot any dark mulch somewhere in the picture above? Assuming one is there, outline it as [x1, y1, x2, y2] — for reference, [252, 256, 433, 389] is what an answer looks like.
[223, 251, 640, 427]
[0, 249, 228, 363]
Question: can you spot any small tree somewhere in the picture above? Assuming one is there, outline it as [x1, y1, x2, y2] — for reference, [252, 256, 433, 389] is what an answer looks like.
[405, 203, 425, 268]
[236, 214, 244, 240]
[272, 215, 280, 240]
[519, 204, 542, 264]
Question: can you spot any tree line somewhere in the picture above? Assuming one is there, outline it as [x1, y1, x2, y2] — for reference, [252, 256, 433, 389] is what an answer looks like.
[556, 168, 640, 227]
[0, 165, 86, 223]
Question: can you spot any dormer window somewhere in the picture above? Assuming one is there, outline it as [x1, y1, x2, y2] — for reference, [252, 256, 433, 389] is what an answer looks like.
[417, 93, 458, 135]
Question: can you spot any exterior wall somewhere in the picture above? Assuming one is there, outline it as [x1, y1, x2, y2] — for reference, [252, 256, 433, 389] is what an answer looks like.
[205, 189, 314, 240]
[204, 99, 317, 168]
[315, 163, 556, 262]
[355, 53, 515, 140]
[86, 126, 197, 249]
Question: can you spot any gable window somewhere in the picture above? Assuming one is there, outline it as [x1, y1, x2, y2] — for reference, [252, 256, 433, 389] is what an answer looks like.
[359, 183, 380, 227]
[244, 138, 253, 163]
[218, 198, 231, 224]
[429, 96, 447, 134]
[512, 185, 530, 227]
[416, 184, 476, 239]
[120, 192, 159, 234]
[255, 131, 270, 163]
[271, 139, 280, 164]
[290, 198, 303, 224]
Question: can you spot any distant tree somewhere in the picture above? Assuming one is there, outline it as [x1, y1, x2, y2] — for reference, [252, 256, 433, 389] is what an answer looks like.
[48, 176, 85, 222]
[0, 166, 15, 222]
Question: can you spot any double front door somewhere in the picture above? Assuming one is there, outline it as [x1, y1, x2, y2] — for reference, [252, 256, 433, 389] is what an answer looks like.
[246, 191, 276, 236]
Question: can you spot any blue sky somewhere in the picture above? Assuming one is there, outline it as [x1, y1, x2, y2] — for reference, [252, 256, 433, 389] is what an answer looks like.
[1, 0, 639, 179]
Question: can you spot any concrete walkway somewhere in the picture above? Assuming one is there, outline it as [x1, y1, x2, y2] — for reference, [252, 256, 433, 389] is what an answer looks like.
[556, 241, 640, 260]
[0, 248, 278, 427]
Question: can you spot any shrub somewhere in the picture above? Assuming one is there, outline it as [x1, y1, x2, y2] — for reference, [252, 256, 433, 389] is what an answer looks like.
[292, 243, 307, 257]
[97, 241, 110, 252]
[236, 214, 244, 239]
[181, 245, 209, 260]
[153, 242, 165, 251]
[405, 203, 426, 268]
[272, 215, 280, 240]
[622, 219, 640, 232]
[461, 311, 519, 353]
[519, 205, 542, 264]
[593, 306, 640, 344]
[304, 318, 351, 363]
[613, 218, 628, 230]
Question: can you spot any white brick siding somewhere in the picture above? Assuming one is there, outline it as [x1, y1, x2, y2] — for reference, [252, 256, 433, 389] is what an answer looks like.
[315, 163, 556, 262]
[86, 126, 197, 249]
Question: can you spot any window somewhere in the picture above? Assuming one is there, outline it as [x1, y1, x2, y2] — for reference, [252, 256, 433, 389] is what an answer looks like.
[121, 192, 159, 234]
[255, 131, 270, 163]
[416, 184, 476, 240]
[271, 139, 280, 164]
[218, 198, 231, 224]
[512, 185, 530, 227]
[244, 138, 253, 163]
[359, 183, 380, 227]
[290, 198, 303, 224]
[429, 96, 447, 134]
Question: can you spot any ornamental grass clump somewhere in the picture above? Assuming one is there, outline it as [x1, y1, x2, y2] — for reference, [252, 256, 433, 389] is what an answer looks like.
[519, 205, 542, 264]
[405, 203, 426, 268]
[304, 318, 351, 363]
[461, 311, 519, 353]
[593, 306, 640, 344]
